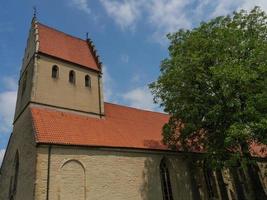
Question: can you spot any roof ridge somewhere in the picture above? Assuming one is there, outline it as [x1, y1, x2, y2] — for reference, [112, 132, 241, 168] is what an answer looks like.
[104, 102, 168, 115]
[37, 22, 87, 42]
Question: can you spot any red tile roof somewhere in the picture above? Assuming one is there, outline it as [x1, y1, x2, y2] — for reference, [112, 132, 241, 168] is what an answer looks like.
[37, 23, 100, 71]
[31, 103, 169, 150]
[31, 103, 267, 158]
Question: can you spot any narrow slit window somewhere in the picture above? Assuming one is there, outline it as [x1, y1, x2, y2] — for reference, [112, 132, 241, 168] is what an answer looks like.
[9, 151, 19, 200]
[52, 65, 59, 79]
[21, 71, 27, 96]
[160, 158, 173, 200]
[13, 152, 19, 194]
[85, 75, 91, 88]
[69, 70, 75, 84]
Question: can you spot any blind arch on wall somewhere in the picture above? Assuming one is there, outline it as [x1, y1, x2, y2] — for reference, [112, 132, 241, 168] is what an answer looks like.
[60, 160, 86, 200]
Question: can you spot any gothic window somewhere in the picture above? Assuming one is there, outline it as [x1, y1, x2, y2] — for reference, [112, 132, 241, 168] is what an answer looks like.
[52, 65, 59, 79]
[160, 158, 173, 200]
[85, 75, 91, 88]
[69, 70, 75, 84]
[231, 162, 267, 200]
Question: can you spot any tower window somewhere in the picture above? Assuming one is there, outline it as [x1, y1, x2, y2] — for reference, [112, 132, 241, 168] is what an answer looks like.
[52, 65, 59, 79]
[85, 75, 91, 88]
[160, 158, 173, 200]
[69, 70, 75, 84]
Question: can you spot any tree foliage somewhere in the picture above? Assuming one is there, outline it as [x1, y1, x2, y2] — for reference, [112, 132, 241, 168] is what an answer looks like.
[150, 7, 267, 167]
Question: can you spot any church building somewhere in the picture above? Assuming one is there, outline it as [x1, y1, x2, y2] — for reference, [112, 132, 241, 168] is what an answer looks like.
[0, 17, 266, 200]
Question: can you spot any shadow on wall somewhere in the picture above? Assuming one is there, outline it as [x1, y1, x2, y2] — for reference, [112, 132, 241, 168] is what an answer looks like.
[139, 151, 202, 200]
[140, 157, 162, 200]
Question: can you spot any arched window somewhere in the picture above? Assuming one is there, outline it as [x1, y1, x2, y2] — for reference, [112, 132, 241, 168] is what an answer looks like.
[69, 70, 75, 84]
[85, 75, 91, 88]
[52, 65, 59, 79]
[160, 158, 173, 200]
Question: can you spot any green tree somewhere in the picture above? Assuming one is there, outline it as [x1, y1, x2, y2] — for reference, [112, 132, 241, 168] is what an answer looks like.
[150, 7, 267, 167]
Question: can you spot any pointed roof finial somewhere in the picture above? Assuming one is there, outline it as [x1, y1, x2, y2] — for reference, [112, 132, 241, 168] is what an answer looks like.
[33, 6, 37, 19]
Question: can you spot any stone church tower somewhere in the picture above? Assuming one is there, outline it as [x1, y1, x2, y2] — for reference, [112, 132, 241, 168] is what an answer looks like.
[0, 17, 266, 200]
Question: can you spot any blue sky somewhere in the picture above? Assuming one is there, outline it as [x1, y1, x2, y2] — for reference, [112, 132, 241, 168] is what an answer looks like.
[0, 0, 266, 163]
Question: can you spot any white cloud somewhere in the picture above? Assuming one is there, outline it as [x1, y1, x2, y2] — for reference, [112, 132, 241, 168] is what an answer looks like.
[122, 86, 159, 111]
[102, 66, 114, 101]
[195, 0, 267, 18]
[99, 0, 141, 30]
[0, 149, 5, 165]
[147, 0, 191, 44]
[69, 0, 91, 14]
[239, 0, 267, 12]
[102, 67, 159, 111]
[0, 91, 17, 133]
[99, 0, 267, 44]
[2, 77, 17, 90]
[0, 77, 17, 134]
[99, 0, 191, 43]
[208, 0, 240, 18]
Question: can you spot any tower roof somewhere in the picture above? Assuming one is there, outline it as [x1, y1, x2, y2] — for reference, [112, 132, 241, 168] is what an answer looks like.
[37, 23, 101, 71]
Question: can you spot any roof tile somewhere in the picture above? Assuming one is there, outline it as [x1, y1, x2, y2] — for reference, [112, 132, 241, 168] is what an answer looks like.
[31, 103, 266, 158]
[37, 23, 100, 71]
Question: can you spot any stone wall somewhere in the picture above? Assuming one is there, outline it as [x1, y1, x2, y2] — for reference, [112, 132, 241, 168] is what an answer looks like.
[34, 145, 267, 200]
[32, 54, 104, 115]
[0, 107, 37, 200]
[35, 146, 197, 200]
